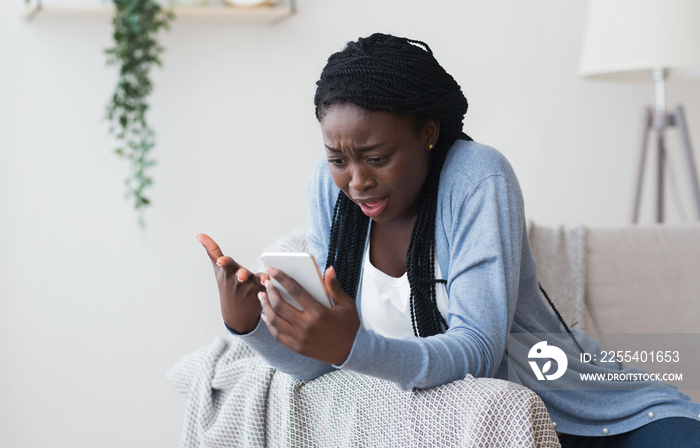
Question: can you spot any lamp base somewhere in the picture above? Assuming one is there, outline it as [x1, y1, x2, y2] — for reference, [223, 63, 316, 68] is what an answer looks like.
[631, 105, 700, 223]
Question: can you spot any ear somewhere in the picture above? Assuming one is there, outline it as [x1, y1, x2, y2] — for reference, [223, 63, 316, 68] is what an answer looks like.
[422, 119, 440, 150]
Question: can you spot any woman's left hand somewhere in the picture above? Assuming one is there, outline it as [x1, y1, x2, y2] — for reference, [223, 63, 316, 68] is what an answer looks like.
[259, 266, 360, 366]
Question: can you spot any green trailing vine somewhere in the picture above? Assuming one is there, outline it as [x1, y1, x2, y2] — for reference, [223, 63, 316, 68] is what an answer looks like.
[105, 0, 174, 225]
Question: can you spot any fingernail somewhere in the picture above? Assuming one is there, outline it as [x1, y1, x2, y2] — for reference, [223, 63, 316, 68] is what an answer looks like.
[263, 279, 271, 288]
[258, 291, 265, 302]
[237, 275, 245, 282]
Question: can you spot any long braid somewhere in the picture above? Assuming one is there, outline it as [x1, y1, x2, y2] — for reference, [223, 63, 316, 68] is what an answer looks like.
[325, 193, 369, 300]
[406, 144, 451, 336]
[315, 33, 469, 337]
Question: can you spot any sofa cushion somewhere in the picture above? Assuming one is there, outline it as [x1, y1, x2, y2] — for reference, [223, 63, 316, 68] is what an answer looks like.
[586, 224, 700, 334]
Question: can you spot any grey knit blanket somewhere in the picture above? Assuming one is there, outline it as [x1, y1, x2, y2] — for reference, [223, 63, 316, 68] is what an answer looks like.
[167, 335, 560, 447]
[527, 222, 587, 331]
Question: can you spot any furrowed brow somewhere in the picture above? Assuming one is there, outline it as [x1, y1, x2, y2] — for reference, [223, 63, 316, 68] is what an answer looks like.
[324, 143, 387, 152]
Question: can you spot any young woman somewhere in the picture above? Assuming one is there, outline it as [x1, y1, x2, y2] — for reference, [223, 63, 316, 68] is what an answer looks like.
[198, 33, 700, 447]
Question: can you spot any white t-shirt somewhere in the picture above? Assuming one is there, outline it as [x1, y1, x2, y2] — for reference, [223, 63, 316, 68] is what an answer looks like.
[359, 238, 449, 339]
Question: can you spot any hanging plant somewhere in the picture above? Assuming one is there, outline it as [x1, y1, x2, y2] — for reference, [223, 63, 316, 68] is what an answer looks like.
[105, 0, 175, 225]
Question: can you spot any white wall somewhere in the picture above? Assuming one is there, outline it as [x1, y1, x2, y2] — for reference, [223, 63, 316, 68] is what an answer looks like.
[1, 1, 699, 446]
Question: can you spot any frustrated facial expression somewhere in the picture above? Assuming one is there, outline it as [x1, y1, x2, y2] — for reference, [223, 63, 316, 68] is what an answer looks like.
[320, 104, 439, 225]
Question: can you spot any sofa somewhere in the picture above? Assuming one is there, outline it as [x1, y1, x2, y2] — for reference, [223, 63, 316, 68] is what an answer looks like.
[168, 223, 700, 447]
[529, 222, 700, 403]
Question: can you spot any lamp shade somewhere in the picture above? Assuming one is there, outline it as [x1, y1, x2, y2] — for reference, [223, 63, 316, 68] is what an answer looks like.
[579, 0, 700, 80]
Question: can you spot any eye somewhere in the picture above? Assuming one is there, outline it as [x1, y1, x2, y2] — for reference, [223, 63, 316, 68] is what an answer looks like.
[328, 158, 346, 167]
[367, 157, 385, 164]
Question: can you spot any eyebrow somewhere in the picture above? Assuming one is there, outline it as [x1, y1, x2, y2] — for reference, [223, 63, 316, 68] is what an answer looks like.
[324, 143, 387, 153]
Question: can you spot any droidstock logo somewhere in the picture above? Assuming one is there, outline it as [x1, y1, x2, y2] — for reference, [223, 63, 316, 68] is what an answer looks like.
[528, 341, 568, 380]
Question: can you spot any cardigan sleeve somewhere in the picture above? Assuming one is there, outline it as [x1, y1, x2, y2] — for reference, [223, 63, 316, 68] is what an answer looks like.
[338, 173, 524, 390]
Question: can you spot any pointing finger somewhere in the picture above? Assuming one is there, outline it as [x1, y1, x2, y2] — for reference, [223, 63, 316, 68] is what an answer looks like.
[196, 233, 224, 264]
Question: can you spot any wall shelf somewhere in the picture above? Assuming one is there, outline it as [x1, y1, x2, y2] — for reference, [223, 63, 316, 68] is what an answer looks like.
[22, 0, 296, 24]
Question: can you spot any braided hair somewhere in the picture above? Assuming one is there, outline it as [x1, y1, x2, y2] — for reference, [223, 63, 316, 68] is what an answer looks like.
[314, 33, 471, 337]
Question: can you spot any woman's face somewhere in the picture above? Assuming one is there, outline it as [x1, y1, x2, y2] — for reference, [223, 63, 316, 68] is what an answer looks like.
[320, 104, 439, 225]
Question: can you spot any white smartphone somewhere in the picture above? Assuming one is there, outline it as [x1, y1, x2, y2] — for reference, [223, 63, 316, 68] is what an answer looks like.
[260, 252, 333, 310]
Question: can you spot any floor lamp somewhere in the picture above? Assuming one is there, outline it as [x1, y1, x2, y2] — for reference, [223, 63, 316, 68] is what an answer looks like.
[579, 0, 700, 223]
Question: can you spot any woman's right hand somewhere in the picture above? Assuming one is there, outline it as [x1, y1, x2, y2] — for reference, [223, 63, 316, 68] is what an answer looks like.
[196, 233, 269, 334]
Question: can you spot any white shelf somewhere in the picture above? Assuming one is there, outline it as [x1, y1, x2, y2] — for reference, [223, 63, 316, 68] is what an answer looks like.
[22, 0, 296, 24]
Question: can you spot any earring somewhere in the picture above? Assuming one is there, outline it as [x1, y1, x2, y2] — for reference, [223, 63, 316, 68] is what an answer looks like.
[428, 144, 434, 150]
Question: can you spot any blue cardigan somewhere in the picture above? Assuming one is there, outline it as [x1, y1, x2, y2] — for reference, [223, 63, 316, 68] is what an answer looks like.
[238, 139, 700, 436]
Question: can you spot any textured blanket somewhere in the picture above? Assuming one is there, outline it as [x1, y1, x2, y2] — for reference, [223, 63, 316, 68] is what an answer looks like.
[527, 222, 587, 332]
[167, 335, 560, 447]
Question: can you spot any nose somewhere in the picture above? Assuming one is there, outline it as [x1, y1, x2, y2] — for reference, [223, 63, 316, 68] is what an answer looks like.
[348, 164, 375, 193]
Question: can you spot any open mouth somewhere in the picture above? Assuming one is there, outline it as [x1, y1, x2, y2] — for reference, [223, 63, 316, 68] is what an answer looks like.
[357, 197, 388, 218]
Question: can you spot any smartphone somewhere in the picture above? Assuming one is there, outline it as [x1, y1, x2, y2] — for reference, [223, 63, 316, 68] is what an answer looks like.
[260, 252, 333, 310]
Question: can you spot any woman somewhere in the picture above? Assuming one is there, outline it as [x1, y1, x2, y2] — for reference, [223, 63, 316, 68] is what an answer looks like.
[198, 33, 700, 447]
